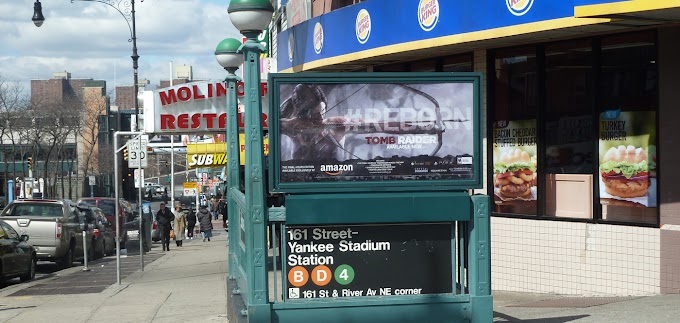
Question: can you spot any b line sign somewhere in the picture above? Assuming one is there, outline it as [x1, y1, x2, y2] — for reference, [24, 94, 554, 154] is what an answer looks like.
[127, 135, 149, 168]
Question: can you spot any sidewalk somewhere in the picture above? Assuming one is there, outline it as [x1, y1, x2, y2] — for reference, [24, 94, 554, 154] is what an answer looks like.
[0, 223, 230, 323]
[0, 221, 678, 323]
[493, 290, 680, 322]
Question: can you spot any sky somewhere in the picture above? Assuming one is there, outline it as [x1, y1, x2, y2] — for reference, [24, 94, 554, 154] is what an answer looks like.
[0, 0, 243, 97]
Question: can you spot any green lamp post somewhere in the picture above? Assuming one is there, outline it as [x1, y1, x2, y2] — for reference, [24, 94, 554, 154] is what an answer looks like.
[227, 0, 274, 320]
[214, 37, 244, 283]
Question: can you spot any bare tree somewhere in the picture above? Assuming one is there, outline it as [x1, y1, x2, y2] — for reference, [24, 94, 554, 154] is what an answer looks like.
[37, 100, 79, 199]
[76, 88, 107, 196]
[0, 75, 28, 199]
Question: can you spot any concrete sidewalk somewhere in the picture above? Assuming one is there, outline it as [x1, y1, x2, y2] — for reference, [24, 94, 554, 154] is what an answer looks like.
[493, 290, 680, 322]
[0, 226, 230, 323]
[0, 222, 678, 323]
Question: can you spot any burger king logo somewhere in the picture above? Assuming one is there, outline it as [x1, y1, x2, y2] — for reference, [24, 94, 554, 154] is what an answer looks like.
[355, 9, 371, 44]
[506, 0, 534, 16]
[288, 33, 294, 62]
[313, 22, 324, 54]
[418, 0, 439, 31]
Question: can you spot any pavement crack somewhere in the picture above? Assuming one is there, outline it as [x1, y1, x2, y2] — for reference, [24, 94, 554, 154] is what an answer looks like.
[146, 292, 171, 323]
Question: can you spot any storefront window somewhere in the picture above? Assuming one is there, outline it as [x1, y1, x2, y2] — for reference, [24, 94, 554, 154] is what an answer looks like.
[373, 53, 473, 73]
[442, 54, 473, 72]
[598, 31, 657, 224]
[543, 39, 595, 219]
[492, 47, 538, 216]
[490, 31, 658, 226]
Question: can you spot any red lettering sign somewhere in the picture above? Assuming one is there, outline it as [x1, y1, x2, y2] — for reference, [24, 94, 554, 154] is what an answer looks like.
[159, 113, 268, 130]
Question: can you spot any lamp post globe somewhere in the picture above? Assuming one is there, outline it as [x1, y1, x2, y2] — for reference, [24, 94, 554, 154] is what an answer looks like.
[227, 0, 274, 37]
[215, 38, 243, 73]
[32, 0, 45, 27]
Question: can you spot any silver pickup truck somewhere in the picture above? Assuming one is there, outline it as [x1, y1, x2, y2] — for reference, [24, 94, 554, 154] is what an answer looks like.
[0, 199, 93, 268]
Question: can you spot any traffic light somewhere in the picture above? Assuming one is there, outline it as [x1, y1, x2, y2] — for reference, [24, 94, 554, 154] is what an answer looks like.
[27, 157, 33, 170]
[123, 148, 129, 161]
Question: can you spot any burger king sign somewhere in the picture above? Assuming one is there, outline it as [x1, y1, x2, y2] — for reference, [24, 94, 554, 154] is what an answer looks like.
[418, 0, 439, 32]
[355, 9, 371, 44]
[313, 22, 324, 54]
[506, 0, 534, 16]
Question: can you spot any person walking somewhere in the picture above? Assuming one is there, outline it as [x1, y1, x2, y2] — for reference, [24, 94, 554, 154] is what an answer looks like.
[210, 197, 219, 220]
[173, 205, 187, 247]
[197, 203, 213, 242]
[186, 206, 197, 239]
[156, 203, 174, 251]
[220, 198, 228, 230]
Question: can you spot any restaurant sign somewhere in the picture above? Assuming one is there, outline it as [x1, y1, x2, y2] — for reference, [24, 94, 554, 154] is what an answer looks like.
[143, 81, 269, 134]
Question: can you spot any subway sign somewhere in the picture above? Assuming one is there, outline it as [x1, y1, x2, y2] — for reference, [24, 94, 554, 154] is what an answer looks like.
[186, 135, 269, 169]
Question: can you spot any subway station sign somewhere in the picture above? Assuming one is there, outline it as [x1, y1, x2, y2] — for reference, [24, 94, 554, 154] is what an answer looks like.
[143, 81, 269, 134]
[285, 223, 452, 300]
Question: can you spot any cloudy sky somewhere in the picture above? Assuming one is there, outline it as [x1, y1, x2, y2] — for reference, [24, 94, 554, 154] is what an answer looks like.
[0, 0, 243, 96]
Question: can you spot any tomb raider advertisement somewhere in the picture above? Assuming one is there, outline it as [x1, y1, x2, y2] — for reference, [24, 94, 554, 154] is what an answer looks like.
[277, 83, 475, 183]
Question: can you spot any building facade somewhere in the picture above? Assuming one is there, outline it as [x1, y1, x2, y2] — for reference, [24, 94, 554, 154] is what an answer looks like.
[276, 0, 680, 295]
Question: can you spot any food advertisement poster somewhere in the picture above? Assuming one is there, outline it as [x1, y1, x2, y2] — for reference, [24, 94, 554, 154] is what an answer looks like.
[492, 120, 537, 203]
[599, 110, 656, 208]
[276, 82, 475, 183]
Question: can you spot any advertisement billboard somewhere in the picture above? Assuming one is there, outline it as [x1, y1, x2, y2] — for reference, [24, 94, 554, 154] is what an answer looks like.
[269, 73, 482, 193]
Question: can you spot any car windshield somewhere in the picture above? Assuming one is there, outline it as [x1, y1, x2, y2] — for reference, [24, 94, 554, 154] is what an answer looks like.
[6, 204, 62, 217]
[79, 199, 96, 207]
[97, 200, 116, 216]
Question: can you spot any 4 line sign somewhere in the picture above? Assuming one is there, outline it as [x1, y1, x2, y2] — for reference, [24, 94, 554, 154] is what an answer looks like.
[127, 135, 149, 168]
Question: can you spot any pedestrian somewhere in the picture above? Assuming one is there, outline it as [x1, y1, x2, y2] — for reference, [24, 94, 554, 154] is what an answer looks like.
[186, 206, 197, 239]
[163, 187, 169, 204]
[221, 198, 228, 230]
[210, 197, 219, 220]
[197, 203, 213, 242]
[173, 205, 186, 247]
[156, 202, 175, 251]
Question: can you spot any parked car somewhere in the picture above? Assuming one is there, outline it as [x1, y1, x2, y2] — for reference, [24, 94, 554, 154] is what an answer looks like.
[89, 207, 116, 258]
[0, 219, 36, 283]
[76, 197, 131, 248]
[0, 199, 89, 268]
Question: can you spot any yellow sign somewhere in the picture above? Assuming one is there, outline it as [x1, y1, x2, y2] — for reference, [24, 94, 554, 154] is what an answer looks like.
[186, 135, 268, 169]
[183, 182, 198, 189]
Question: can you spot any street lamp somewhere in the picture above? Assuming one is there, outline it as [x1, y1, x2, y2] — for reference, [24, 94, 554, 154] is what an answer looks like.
[226, 0, 273, 308]
[32, 1, 45, 27]
[214, 37, 243, 281]
[32, 0, 142, 131]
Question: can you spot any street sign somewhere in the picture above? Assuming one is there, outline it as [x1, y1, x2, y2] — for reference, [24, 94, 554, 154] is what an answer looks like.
[183, 182, 198, 196]
[133, 169, 144, 188]
[89, 175, 95, 186]
[127, 135, 149, 168]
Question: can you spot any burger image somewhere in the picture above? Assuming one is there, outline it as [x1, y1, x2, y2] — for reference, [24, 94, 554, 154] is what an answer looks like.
[494, 148, 536, 198]
[600, 145, 649, 198]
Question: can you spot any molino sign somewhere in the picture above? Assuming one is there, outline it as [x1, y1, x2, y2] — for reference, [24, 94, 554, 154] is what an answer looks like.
[143, 81, 269, 134]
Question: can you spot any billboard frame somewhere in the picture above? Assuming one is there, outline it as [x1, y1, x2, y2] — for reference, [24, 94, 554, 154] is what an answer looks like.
[268, 72, 483, 193]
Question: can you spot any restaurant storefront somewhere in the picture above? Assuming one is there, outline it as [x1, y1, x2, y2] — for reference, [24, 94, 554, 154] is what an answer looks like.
[275, 0, 680, 295]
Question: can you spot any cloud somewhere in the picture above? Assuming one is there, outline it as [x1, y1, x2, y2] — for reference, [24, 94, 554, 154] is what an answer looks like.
[0, 0, 244, 95]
